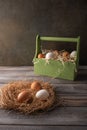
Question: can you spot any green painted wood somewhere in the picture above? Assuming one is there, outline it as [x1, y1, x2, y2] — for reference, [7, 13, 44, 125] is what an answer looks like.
[40, 36, 79, 42]
[34, 35, 80, 80]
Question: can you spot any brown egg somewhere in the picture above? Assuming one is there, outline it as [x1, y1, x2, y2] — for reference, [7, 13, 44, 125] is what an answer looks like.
[38, 53, 45, 58]
[62, 51, 69, 57]
[17, 90, 32, 103]
[31, 81, 42, 91]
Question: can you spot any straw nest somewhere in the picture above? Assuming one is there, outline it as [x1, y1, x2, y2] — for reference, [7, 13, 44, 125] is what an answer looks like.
[0, 80, 56, 114]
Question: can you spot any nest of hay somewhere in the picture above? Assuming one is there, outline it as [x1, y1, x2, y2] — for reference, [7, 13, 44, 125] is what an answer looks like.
[0, 80, 56, 114]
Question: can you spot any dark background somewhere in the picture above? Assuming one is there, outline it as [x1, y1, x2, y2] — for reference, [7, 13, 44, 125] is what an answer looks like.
[0, 0, 87, 65]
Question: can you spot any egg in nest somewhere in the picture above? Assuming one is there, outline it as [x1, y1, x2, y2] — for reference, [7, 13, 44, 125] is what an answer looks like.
[31, 81, 42, 91]
[36, 89, 49, 100]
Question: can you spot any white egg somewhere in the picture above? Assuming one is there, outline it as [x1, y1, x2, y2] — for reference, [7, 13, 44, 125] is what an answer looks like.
[70, 51, 77, 58]
[36, 89, 49, 100]
[45, 52, 54, 60]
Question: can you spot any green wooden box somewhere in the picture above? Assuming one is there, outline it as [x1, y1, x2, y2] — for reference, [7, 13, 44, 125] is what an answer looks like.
[33, 35, 80, 80]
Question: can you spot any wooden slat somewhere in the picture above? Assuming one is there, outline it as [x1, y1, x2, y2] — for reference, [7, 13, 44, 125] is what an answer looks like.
[62, 99, 87, 106]
[0, 66, 86, 69]
[58, 95, 87, 107]
[54, 84, 87, 94]
[0, 125, 87, 130]
[0, 70, 87, 78]
[0, 75, 86, 84]
[0, 66, 33, 71]
[0, 66, 86, 129]
[55, 84, 87, 106]
[0, 107, 86, 126]
[0, 66, 86, 84]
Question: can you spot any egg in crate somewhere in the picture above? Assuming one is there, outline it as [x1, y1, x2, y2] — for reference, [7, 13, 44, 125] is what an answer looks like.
[70, 50, 77, 58]
[38, 53, 45, 58]
[36, 89, 49, 100]
[62, 51, 70, 58]
[45, 52, 54, 60]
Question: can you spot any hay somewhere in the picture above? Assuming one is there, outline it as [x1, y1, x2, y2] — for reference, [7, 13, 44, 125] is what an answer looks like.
[0, 81, 56, 114]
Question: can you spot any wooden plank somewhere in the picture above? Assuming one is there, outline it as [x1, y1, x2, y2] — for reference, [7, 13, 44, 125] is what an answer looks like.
[0, 66, 86, 70]
[0, 75, 87, 84]
[54, 84, 87, 94]
[0, 66, 86, 84]
[61, 99, 87, 106]
[0, 107, 86, 126]
[0, 68, 83, 74]
[0, 125, 87, 130]
[0, 66, 86, 127]
[0, 69, 87, 78]
[55, 84, 87, 106]
[0, 66, 87, 74]
[59, 97, 87, 106]
[0, 75, 86, 84]
[0, 66, 33, 71]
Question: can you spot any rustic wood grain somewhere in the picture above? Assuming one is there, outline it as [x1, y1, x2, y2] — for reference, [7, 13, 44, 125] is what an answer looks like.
[0, 66, 86, 130]
[0, 125, 87, 130]
[0, 66, 86, 84]
[0, 107, 86, 125]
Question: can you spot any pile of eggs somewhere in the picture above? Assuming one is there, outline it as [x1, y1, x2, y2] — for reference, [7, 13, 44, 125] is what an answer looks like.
[17, 81, 49, 103]
[37, 50, 77, 62]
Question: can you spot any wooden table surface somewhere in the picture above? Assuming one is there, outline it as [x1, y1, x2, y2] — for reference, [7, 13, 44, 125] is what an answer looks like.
[0, 66, 87, 130]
